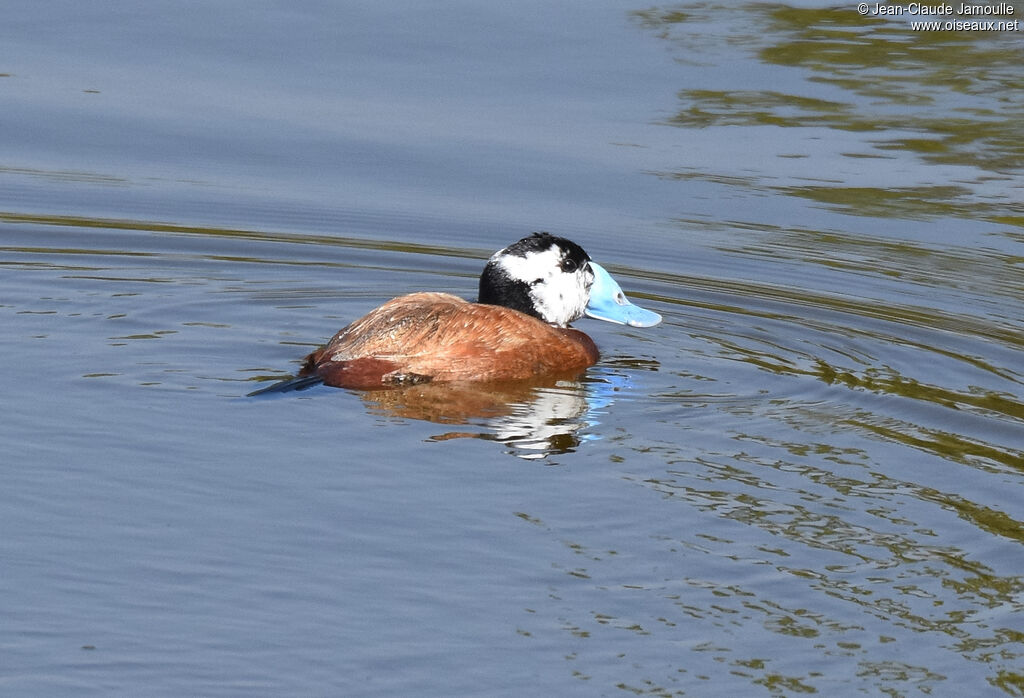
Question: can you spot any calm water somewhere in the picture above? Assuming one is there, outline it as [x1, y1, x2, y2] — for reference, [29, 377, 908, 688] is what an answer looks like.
[2, 1, 1022, 696]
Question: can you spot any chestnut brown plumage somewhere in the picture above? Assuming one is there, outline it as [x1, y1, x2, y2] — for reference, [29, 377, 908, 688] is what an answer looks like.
[300, 292, 598, 389]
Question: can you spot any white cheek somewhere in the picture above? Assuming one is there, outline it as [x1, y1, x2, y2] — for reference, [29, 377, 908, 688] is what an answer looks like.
[530, 271, 588, 326]
[494, 248, 589, 325]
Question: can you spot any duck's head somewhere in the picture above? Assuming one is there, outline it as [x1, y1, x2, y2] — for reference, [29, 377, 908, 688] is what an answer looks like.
[478, 232, 662, 328]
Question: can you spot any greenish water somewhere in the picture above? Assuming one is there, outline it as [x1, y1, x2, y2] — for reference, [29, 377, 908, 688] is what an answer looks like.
[1, 2, 1022, 696]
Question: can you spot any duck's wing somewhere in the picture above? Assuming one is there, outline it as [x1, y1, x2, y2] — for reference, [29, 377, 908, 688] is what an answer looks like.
[301, 292, 595, 385]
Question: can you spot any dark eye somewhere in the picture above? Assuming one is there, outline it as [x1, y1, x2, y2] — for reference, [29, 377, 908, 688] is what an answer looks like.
[561, 258, 579, 273]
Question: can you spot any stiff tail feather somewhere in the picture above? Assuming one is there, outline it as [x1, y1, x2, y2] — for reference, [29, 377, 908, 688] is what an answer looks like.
[247, 374, 325, 396]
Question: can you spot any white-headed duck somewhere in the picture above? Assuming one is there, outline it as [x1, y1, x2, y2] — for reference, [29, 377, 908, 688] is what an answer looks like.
[265, 232, 660, 391]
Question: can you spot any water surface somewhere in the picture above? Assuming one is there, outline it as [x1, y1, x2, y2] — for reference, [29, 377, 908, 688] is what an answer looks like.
[2, 1, 1022, 696]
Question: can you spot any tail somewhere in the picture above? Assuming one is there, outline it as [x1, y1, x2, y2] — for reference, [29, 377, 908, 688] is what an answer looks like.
[247, 374, 325, 396]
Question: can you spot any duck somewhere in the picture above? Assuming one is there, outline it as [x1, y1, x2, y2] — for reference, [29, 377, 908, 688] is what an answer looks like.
[255, 232, 660, 392]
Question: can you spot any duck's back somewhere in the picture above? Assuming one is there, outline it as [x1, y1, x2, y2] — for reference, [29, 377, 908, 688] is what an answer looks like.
[301, 292, 598, 388]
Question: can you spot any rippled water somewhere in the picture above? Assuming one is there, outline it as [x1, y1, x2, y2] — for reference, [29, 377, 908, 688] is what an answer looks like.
[2, 2, 1022, 696]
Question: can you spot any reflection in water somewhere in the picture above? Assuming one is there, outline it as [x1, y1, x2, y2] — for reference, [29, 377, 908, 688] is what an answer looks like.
[365, 377, 591, 460]
[620, 7, 1024, 693]
[259, 363, 658, 460]
[633, 4, 1024, 224]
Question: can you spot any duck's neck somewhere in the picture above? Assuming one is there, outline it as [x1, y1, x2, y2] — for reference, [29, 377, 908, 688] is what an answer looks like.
[478, 264, 544, 321]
